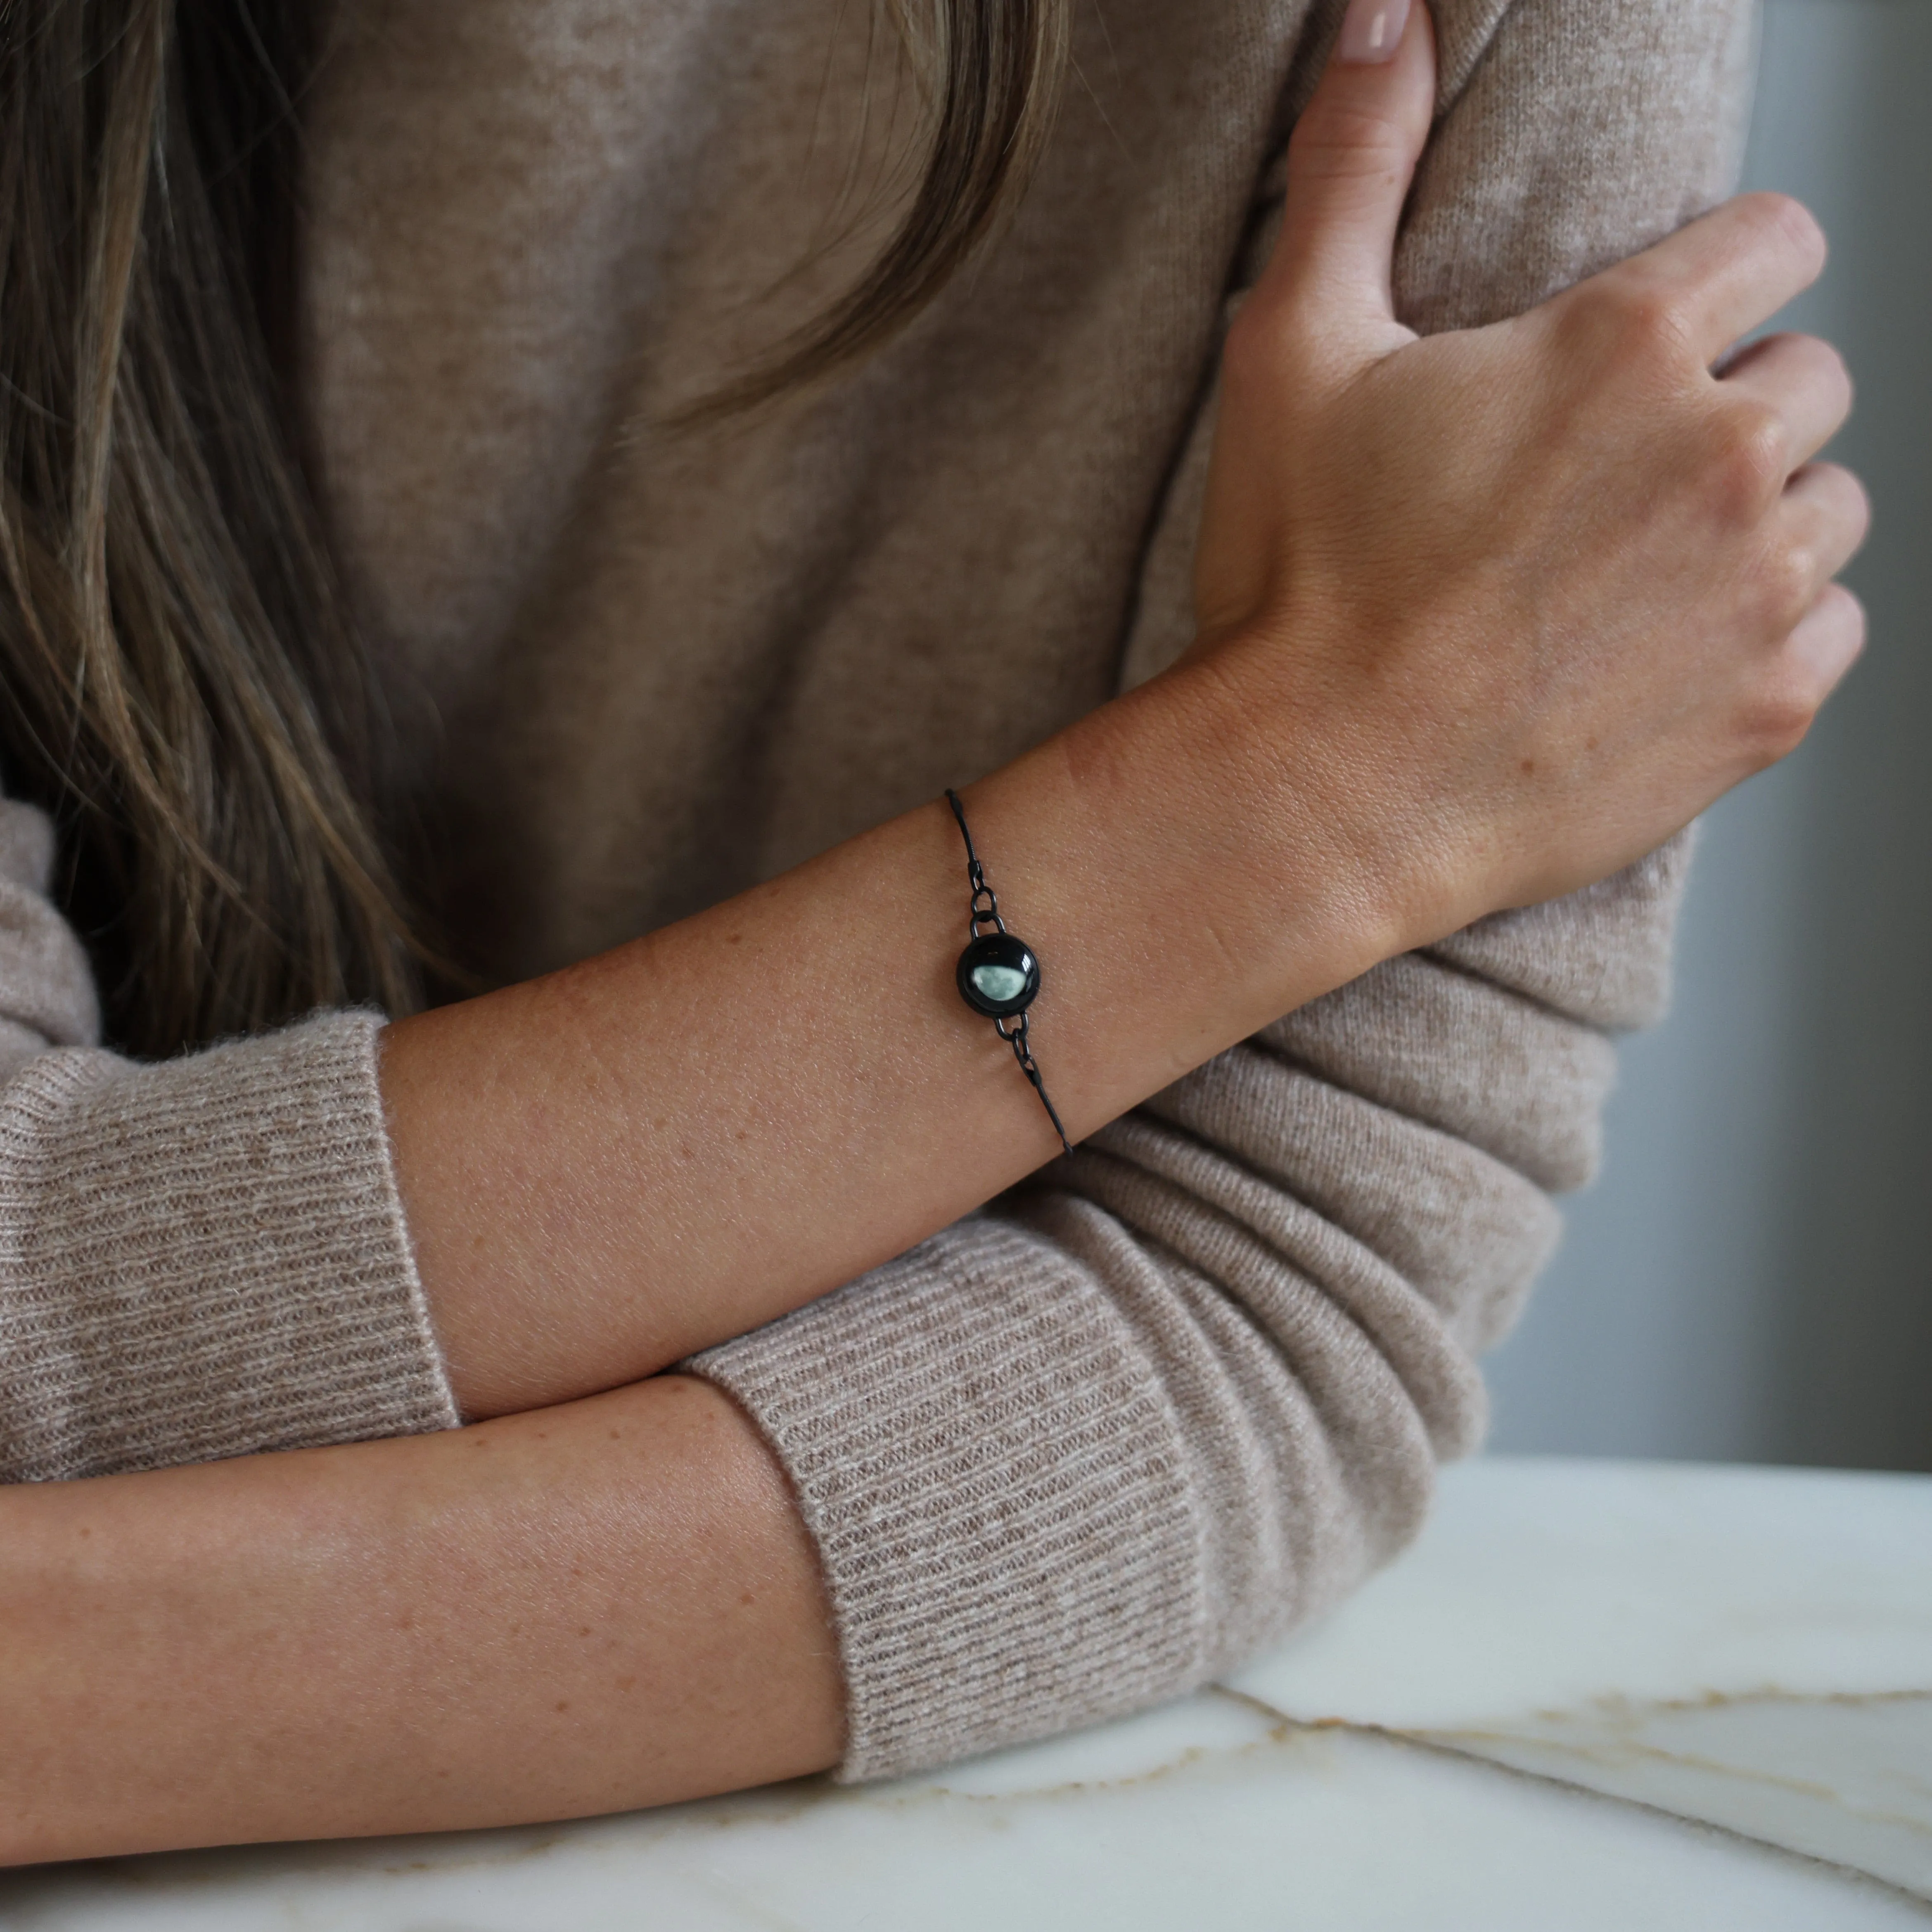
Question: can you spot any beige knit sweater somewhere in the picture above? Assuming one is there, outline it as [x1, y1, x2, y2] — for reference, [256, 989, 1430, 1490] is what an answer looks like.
[0, 0, 1754, 1783]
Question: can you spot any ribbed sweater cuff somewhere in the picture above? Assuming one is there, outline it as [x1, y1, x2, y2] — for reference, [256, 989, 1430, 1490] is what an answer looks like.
[689, 1214, 1204, 1785]
[0, 1011, 458, 1483]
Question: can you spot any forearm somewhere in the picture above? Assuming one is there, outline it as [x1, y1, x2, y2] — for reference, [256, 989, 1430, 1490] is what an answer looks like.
[385, 659, 1403, 1419]
[0, 1375, 841, 1865]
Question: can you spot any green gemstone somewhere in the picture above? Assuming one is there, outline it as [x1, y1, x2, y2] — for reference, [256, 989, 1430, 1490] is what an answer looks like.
[970, 962, 1029, 1005]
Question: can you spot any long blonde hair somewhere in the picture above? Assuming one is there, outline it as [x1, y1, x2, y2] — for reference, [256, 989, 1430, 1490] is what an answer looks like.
[0, 0, 1070, 1057]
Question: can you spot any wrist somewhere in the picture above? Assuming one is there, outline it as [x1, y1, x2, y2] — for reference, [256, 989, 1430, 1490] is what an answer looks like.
[1048, 646, 1427, 1034]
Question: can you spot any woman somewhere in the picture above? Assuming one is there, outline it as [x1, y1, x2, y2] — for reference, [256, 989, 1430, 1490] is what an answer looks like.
[0, 0, 1865, 1861]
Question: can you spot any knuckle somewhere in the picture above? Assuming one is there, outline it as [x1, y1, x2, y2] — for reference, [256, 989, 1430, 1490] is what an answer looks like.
[1817, 579, 1868, 644]
[1762, 331, 1851, 406]
[1802, 463, 1875, 567]
[1743, 190, 1828, 273]
[1779, 334, 1855, 435]
[1708, 402, 1788, 515]
[1830, 581, 1870, 654]
[1832, 463, 1875, 544]
[1575, 271, 1697, 373]
[1811, 336, 1855, 410]
[1742, 684, 1818, 764]
[1757, 537, 1818, 633]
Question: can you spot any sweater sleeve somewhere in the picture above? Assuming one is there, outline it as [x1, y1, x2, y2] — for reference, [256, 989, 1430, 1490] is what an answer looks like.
[690, 0, 1757, 1784]
[0, 798, 457, 1484]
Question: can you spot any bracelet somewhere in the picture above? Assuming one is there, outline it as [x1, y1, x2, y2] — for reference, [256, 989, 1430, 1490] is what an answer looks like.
[944, 788, 1074, 1155]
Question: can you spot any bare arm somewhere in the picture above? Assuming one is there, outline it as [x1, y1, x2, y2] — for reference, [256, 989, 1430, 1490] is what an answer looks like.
[0, 1375, 843, 1866]
[384, 666, 1401, 1419]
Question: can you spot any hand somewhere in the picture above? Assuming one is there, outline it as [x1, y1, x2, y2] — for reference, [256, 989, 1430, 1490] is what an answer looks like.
[1188, 0, 1869, 943]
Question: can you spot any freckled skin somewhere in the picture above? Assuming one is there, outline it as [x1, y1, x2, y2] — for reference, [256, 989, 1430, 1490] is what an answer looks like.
[0, 1378, 842, 1862]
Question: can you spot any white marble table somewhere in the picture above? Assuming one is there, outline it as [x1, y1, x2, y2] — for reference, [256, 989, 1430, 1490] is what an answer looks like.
[9, 1457, 1931, 1930]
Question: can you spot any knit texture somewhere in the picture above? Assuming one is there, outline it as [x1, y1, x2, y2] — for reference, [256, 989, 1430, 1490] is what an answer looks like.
[0, 0, 1751, 1784]
[0, 1012, 456, 1483]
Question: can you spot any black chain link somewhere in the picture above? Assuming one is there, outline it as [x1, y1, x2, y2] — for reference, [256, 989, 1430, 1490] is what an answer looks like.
[946, 789, 1073, 1155]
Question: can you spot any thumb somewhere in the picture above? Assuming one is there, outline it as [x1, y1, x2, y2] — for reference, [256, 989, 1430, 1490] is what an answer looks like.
[1263, 0, 1437, 344]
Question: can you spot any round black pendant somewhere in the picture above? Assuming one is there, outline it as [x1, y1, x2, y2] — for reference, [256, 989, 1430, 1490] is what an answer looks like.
[956, 931, 1041, 1018]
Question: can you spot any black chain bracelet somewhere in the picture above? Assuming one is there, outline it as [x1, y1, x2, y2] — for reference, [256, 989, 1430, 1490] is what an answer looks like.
[944, 788, 1073, 1155]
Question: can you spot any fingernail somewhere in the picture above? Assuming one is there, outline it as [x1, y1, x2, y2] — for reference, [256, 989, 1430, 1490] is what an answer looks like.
[1337, 0, 1412, 64]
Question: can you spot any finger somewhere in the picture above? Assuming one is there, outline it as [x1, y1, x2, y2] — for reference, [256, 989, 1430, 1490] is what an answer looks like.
[1780, 581, 1866, 702]
[1719, 332, 1853, 469]
[1780, 460, 1872, 588]
[1599, 193, 1827, 364]
[1262, 0, 1437, 340]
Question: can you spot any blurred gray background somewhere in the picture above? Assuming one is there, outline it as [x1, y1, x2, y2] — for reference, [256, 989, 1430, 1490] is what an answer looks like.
[1484, 0, 1932, 1472]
